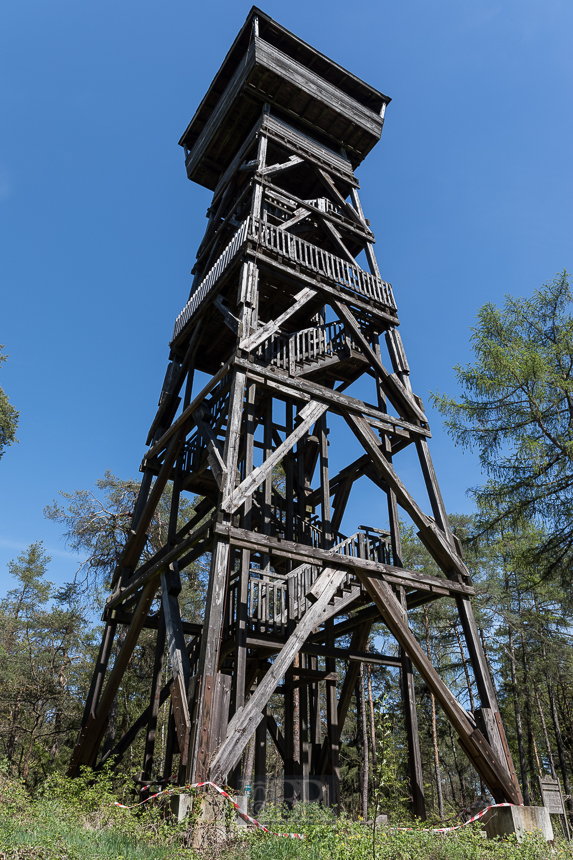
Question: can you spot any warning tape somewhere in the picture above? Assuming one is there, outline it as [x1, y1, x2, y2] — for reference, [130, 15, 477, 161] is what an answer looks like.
[115, 781, 517, 839]
[397, 802, 519, 834]
[114, 780, 305, 840]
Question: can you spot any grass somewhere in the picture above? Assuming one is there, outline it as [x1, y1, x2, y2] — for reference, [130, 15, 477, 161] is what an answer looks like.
[0, 768, 571, 860]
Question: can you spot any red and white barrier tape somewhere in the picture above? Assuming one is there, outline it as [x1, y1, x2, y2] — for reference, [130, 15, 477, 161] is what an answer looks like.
[397, 802, 518, 834]
[114, 780, 305, 840]
[115, 781, 516, 839]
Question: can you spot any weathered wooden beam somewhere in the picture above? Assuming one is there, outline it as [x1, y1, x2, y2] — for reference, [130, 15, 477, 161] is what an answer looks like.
[208, 566, 348, 782]
[194, 414, 228, 491]
[212, 523, 475, 598]
[222, 398, 328, 513]
[68, 579, 159, 774]
[261, 155, 304, 177]
[105, 518, 214, 612]
[333, 301, 426, 423]
[353, 567, 521, 804]
[238, 286, 317, 354]
[342, 410, 470, 582]
[236, 359, 431, 441]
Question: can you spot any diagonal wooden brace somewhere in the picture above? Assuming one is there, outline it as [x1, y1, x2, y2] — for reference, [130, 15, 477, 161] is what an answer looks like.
[222, 398, 328, 513]
[208, 565, 348, 783]
[354, 567, 522, 804]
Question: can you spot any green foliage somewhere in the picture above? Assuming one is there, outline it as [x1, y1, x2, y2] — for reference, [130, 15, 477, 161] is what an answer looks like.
[0, 344, 19, 460]
[431, 271, 573, 579]
[0, 543, 92, 788]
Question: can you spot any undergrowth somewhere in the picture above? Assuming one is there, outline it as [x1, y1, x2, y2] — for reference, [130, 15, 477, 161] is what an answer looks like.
[0, 767, 570, 860]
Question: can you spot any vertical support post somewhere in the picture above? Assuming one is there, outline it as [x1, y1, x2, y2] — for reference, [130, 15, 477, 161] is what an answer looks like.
[141, 609, 167, 791]
[254, 706, 267, 813]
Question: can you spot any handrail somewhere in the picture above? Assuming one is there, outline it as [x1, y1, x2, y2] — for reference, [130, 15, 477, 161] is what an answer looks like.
[172, 218, 249, 341]
[251, 218, 396, 310]
[172, 214, 397, 342]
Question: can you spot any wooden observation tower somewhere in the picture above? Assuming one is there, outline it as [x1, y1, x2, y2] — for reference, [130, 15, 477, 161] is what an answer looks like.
[70, 7, 523, 815]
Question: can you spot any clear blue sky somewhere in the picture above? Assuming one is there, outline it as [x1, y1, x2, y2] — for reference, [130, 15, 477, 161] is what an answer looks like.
[1, 0, 571, 592]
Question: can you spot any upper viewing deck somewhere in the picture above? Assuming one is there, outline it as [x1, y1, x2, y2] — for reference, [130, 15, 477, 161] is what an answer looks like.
[179, 6, 391, 190]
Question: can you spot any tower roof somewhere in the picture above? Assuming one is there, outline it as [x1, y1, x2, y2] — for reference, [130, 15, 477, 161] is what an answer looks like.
[179, 6, 391, 190]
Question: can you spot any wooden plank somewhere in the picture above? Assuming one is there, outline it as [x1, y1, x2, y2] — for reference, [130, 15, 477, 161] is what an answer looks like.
[194, 414, 228, 491]
[247, 248, 399, 324]
[141, 610, 167, 781]
[262, 179, 373, 243]
[315, 167, 365, 229]
[253, 39, 383, 139]
[144, 360, 231, 464]
[321, 218, 358, 266]
[213, 523, 475, 598]
[106, 518, 214, 611]
[221, 368, 247, 503]
[260, 155, 304, 177]
[222, 398, 328, 513]
[69, 579, 159, 772]
[262, 114, 356, 185]
[342, 411, 470, 582]
[333, 301, 426, 423]
[236, 358, 431, 439]
[238, 286, 317, 354]
[278, 207, 312, 231]
[189, 535, 230, 782]
[208, 566, 348, 782]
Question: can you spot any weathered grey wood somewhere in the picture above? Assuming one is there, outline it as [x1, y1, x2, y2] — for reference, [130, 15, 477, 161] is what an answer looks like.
[209, 566, 347, 782]
[239, 287, 317, 354]
[144, 360, 231, 464]
[73, 15, 521, 810]
[342, 411, 470, 582]
[141, 609, 167, 783]
[213, 522, 475, 598]
[214, 296, 239, 334]
[261, 155, 303, 177]
[161, 565, 192, 762]
[261, 113, 357, 185]
[106, 518, 214, 611]
[354, 568, 521, 803]
[253, 39, 383, 140]
[194, 414, 228, 491]
[248, 247, 398, 324]
[278, 206, 311, 231]
[261, 179, 373, 244]
[69, 579, 159, 773]
[315, 167, 366, 229]
[234, 358, 431, 438]
[333, 301, 426, 423]
[223, 398, 328, 513]
[321, 218, 358, 266]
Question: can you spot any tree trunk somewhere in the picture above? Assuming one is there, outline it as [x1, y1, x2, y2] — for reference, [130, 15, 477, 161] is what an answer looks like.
[520, 633, 538, 800]
[447, 722, 466, 806]
[534, 682, 556, 777]
[424, 607, 444, 818]
[355, 677, 364, 817]
[366, 659, 377, 768]
[359, 663, 369, 820]
[548, 678, 573, 817]
[6, 689, 22, 768]
[508, 623, 530, 804]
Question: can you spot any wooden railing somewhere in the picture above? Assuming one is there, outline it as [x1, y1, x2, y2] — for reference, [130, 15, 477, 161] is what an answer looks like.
[256, 319, 355, 373]
[172, 219, 249, 341]
[251, 218, 396, 310]
[172, 215, 397, 341]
